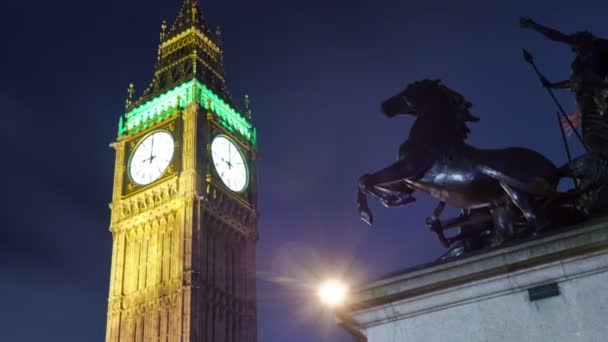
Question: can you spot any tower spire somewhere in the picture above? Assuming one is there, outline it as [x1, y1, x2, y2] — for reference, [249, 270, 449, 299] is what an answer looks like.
[130, 0, 230, 109]
[164, 0, 212, 41]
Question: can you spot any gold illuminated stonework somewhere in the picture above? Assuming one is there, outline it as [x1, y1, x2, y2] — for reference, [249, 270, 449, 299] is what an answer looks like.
[106, 1, 258, 341]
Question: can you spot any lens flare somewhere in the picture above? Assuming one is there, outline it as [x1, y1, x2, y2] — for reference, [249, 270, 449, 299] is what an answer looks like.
[318, 280, 349, 308]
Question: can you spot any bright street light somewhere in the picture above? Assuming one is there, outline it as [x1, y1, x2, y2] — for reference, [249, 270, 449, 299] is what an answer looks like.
[317, 279, 366, 341]
[318, 279, 349, 308]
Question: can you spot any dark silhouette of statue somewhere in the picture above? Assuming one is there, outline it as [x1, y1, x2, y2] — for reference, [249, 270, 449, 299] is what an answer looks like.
[520, 18, 608, 158]
[357, 80, 586, 256]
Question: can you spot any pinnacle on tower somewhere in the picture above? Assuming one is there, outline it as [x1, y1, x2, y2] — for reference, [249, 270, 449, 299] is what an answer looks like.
[244, 94, 252, 120]
[125, 83, 135, 109]
[160, 20, 168, 40]
[164, 0, 213, 41]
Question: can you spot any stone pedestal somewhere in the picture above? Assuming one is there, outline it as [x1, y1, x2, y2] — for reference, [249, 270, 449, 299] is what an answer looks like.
[347, 218, 608, 342]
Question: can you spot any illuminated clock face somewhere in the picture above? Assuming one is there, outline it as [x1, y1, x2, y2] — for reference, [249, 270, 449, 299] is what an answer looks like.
[211, 136, 248, 192]
[129, 131, 175, 185]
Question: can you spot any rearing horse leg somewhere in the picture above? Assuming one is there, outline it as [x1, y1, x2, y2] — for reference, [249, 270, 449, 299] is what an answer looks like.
[357, 185, 416, 225]
[357, 189, 373, 225]
[358, 174, 397, 225]
[357, 157, 430, 224]
[359, 175, 406, 204]
[500, 183, 547, 233]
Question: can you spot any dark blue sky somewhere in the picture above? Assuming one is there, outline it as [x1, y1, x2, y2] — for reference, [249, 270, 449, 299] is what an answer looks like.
[1, 0, 606, 341]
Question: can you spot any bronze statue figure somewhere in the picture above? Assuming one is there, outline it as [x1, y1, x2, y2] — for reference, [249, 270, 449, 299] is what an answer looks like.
[520, 18, 608, 158]
[521, 18, 608, 212]
[357, 80, 585, 254]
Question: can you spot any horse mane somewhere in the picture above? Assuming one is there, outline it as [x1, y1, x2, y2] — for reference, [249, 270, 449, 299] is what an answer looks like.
[406, 79, 479, 144]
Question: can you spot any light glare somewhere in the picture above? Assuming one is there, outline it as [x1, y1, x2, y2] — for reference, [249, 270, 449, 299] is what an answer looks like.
[318, 280, 349, 308]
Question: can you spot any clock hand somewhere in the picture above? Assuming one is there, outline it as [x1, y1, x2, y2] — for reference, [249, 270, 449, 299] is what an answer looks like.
[213, 151, 229, 165]
[149, 136, 155, 163]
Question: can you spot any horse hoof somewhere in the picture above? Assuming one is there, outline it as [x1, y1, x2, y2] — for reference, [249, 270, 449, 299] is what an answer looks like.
[360, 210, 374, 226]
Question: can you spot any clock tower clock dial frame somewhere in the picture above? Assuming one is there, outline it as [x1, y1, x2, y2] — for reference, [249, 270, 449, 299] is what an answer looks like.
[106, 1, 259, 342]
[211, 135, 249, 193]
[122, 120, 181, 195]
[128, 130, 175, 186]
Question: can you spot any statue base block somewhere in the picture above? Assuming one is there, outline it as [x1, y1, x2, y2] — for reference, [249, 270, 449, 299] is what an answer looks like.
[347, 217, 608, 342]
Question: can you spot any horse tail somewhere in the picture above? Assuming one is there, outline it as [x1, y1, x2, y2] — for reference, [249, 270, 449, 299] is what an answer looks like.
[477, 165, 555, 196]
[548, 183, 593, 206]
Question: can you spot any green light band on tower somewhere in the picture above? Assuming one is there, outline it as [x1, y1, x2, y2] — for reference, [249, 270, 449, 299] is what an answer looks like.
[119, 80, 256, 145]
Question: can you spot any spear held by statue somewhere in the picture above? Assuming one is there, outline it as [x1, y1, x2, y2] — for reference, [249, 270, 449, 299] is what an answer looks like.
[521, 17, 608, 160]
[522, 48, 589, 155]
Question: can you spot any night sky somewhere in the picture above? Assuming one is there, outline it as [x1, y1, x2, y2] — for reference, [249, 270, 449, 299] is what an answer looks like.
[2, 0, 607, 341]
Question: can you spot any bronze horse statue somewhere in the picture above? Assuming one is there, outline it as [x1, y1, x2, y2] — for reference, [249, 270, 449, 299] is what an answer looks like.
[357, 80, 584, 250]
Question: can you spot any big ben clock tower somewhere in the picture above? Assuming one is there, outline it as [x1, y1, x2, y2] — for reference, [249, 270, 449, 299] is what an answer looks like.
[105, 1, 258, 341]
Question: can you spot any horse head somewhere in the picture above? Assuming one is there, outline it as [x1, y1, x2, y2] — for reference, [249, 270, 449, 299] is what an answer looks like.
[381, 79, 480, 143]
[382, 79, 479, 121]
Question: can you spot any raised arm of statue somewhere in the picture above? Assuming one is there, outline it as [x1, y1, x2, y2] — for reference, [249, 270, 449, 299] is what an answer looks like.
[538, 76, 571, 89]
[520, 17, 575, 46]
